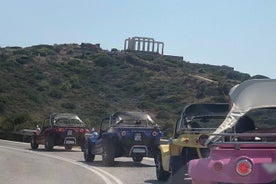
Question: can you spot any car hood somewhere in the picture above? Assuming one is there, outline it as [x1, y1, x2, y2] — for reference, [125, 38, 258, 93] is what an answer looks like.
[206, 79, 276, 144]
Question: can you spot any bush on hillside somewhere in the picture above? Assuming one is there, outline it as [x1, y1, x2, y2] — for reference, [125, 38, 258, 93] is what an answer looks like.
[0, 113, 35, 131]
[93, 54, 115, 67]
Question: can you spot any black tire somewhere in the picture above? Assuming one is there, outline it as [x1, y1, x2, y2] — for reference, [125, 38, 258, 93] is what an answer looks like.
[83, 142, 95, 162]
[170, 155, 187, 184]
[64, 146, 72, 150]
[45, 135, 54, 151]
[102, 142, 115, 166]
[155, 151, 171, 181]
[132, 155, 143, 162]
[30, 135, 38, 149]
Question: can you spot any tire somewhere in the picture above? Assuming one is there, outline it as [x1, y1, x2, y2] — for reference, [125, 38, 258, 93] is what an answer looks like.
[64, 146, 72, 150]
[81, 145, 85, 152]
[102, 142, 115, 166]
[83, 142, 95, 162]
[155, 151, 171, 181]
[132, 155, 143, 162]
[30, 135, 38, 149]
[170, 155, 187, 184]
[45, 135, 54, 151]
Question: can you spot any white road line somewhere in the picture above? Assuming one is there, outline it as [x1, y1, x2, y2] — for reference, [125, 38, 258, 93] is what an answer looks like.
[0, 141, 123, 184]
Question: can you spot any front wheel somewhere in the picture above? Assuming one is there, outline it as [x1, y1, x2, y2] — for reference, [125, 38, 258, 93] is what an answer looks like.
[102, 142, 115, 166]
[45, 135, 54, 151]
[155, 151, 170, 181]
[30, 135, 38, 149]
[83, 142, 95, 162]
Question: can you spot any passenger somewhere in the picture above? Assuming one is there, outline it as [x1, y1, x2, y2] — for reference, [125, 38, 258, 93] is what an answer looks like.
[135, 120, 142, 126]
[235, 115, 256, 141]
[235, 115, 255, 133]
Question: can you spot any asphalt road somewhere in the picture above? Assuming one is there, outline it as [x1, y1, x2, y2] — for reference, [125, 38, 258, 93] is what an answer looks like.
[0, 139, 170, 184]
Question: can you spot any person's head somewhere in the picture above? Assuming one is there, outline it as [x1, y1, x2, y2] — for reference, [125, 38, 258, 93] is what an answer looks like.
[235, 115, 255, 133]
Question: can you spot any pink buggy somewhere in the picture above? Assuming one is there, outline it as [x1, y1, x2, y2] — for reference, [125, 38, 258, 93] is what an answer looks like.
[188, 79, 276, 184]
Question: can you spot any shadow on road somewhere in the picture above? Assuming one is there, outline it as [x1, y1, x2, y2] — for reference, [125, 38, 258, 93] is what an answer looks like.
[145, 178, 192, 184]
[78, 160, 155, 168]
[144, 179, 169, 184]
[27, 147, 82, 152]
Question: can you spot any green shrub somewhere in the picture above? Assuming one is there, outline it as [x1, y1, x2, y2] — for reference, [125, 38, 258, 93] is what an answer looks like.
[156, 110, 170, 120]
[93, 54, 115, 67]
[1, 113, 35, 131]
[0, 102, 5, 113]
[61, 102, 76, 110]
[16, 55, 34, 64]
[61, 81, 72, 91]
[49, 90, 63, 99]
[51, 77, 62, 85]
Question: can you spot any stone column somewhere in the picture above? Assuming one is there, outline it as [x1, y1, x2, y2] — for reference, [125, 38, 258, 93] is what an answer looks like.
[142, 38, 146, 51]
[160, 42, 164, 55]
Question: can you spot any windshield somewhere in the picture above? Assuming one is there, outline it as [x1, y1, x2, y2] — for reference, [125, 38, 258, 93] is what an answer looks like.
[187, 116, 227, 129]
[115, 119, 153, 127]
[112, 111, 156, 127]
[54, 118, 85, 127]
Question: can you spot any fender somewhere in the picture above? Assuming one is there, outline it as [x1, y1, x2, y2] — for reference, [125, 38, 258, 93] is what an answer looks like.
[87, 132, 99, 143]
[159, 144, 170, 172]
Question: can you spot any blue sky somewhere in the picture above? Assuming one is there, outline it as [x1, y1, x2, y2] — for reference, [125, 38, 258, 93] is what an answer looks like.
[1, 0, 275, 78]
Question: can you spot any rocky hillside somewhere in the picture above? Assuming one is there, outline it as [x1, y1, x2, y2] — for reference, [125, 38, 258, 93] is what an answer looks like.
[0, 43, 268, 135]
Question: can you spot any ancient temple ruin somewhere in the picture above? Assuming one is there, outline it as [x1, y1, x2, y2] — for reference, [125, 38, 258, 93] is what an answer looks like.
[124, 37, 164, 55]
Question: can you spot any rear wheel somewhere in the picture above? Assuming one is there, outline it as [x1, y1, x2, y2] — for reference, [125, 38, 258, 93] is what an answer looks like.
[170, 148, 198, 184]
[132, 155, 143, 162]
[64, 146, 72, 150]
[102, 142, 115, 166]
[170, 155, 187, 183]
[155, 151, 170, 181]
[45, 135, 54, 151]
[30, 135, 38, 149]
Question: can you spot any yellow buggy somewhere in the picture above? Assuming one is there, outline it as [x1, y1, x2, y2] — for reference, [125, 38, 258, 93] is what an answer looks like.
[155, 103, 229, 183]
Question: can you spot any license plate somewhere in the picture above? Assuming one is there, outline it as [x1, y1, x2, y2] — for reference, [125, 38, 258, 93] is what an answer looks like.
[65, 140, 75, 144]
[67, 129, 73, 136]
[134, 133, 142, 141]
[133, 148, 146, 153]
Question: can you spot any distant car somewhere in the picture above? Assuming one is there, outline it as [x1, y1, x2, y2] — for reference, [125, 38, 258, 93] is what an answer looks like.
[188, 79, 276, 184]
[83, 111, 163, 166]
[30, 113, 90, 151]
[155, 103, 229, 183]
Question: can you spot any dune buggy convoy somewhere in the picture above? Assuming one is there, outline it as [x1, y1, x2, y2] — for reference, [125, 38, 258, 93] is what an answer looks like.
[188, 79, 276, 184]
[83, 111, 163, 166]
[155, 103, 229, 183]
[30, 113, 89, 151]
[26, 78, 276, 184]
